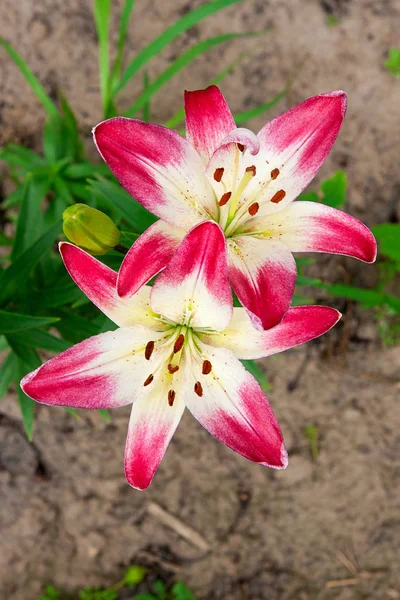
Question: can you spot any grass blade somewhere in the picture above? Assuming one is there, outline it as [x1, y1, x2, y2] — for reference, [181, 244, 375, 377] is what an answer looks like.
[124, 31, 263, 117]
[164, 53, 245, 129]
[114, 0, 243, 95]
[10, 329, 72, 352]
[0, 38, 59, 119]
[241, 359, 270, 392]
[142, 71, 151, 121]
[0, 352, 16, 399]
[0, 310, 59, 334]
[234, 88, 285, 125]
[110, 0, 136, 86]
[93, 0, 112, 116]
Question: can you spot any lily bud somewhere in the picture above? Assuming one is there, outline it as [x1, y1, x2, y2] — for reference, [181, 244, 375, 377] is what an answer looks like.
[62, 204, 120, 255]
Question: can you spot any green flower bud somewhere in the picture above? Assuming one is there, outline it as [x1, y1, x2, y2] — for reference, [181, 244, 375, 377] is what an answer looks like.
[62, 204, 120, 255]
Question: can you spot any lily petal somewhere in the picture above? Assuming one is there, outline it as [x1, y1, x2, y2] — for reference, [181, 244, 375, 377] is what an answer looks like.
[124, 375, 185, 490]
[182, 344, 287, 468]
[246, 201, 377, 263]
[60, 242, 159, 329]
[200, 305, 341, 359]
[117, 221, 185, 298]
[227, 235, 297, 330]
[151, 222, 232, 332]
[21, 326, 168, 409]
[184, 85, 236, 163]
[94, 117, 217, 228]
[238, 91, 347, 217]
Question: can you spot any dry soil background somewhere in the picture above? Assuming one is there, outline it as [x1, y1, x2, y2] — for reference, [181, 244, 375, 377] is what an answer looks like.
[0, 1, 400, 599]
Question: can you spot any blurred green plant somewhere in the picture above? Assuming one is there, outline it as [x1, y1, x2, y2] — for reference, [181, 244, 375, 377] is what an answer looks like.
[36, 565, 197, 600]
[385, 48, 400, 77]
[304, 425, 319, 460]
[0, 0, 286, 436]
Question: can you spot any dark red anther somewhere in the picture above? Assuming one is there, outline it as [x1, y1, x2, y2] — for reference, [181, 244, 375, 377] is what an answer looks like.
[270, 189, 286, 204]
[202, 360, 212, 375]
[245, 165, 256, 176]
[143, 374, 154, 386]
[214, 167, 224, 182]
[194, 381, 203, 397]
[173, 334, 185, 353]
[237, 143, 245, 152]
[248, 202, 259, 216]
[219, 192, 232, 207]
[168, 390, 176, 406]
[145, 340, 155, 360]
[168, 364, 179, 374]
[271, 168, 280, 180]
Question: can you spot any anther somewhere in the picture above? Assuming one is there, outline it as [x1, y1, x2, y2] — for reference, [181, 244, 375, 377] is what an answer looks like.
[202, 360, 212, 375]
[237, 143, 245, 152]
[143, 374, 154, 386]
[173, 334, 185, 353]
[248, 202, 259, 216]
[168, 390, 176, 406]
[219, 191, 232, 207]
[271, 168, 280, 180]
[194, 381, 203, 397]
[168, 364, 179, 374]
[270, 189, 286, 204]
[245, 165, 256, 176]
[214, 167, 224, 182]
[145, 340, 155, 360]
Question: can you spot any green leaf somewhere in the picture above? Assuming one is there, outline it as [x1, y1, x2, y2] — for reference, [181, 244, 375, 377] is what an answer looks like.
[0, 221, 62, 306]
[0, 231, 12, 246]
[241, 359, 270, 392]
[54, 309, 105, 343]
[10, 329, 71, 352]
[142, 71, 151, 122]
[63, 163, 110, 180]
[320, 282, 385, 308]
[385, 47, 400, 77]
[0, 143, 44, 169]
[2, 185, 25, 209]
[0, 38, 59, 119]
[320, 170, 346, 208]
[94, 0, 112, 116]
[11, 177, 51, 260]
[234, 88, 285, 125]
[124, 31, 262, 117]
[90, 178, 156, 231]
[164, 53, 245, 129]
[115, 0, 243, 94]
[372, 223, 400, 265]
[8, 342, 41, 440]
[171, 582, 197, 600]
[152, 580, 167, 599]
[59, 92, 86, 161]
[32, 278, 85, 309]
[0, 309, 59, 334]
[110, 0, 136, 87]
[98, 409, 111, 423]
[0, 352, 16, 399]
[123, 564, 147, 586]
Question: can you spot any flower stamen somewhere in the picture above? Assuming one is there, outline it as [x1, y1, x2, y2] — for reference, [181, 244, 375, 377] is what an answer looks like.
[202, 360, 212, 375]
[168, 363, 179, 374]
[271, 168, 280, 180]
[248, 202, 259, 216]
[270, 189, 286, 204]
[168, 390, 176, 406]
[194, 381, 203, 396]
[214, 167, 224, 182]
[144, 340, 155, 360]
[173, 334, 185, 353]
[219, 191, 232, 207]
[143, 374, 154, 386]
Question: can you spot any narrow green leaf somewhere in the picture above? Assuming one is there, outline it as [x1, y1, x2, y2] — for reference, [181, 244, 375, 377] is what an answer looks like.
[53, 176, 74, 206]
[241, 359, 270, 392]
[11, 177, 51, 260]
[32, 278, 84, 309]
[115, 0, 243, 94]
[0, 221, 61, 306]
[10, 329, 71, 352]
[142, 71, 151, 122]
[164, 53, 245, 129]
[171, 582, 197, 600]
[90, 178, 156, 231]
[63, 163, 110, 179]
[320, 170, 346, 208]
[385, 47, 400, 77]
[234, 88, 285, 125]
[54, 309, 104, 343]
[0, 310, 59, 334]
[0, 38, 59, 119]
[59, 92, 86, 161]
[2, 185, 25, 209]
[372, 223, 400, 265]
[110, 0, 136, 86]
[94, 0, 112, 116]
[0, 143, 44, 167]
[124, 31, 262, 117]
[0, 352, 16, 399]
[0, 231, 12, 246]
[98, 408, 111, 422]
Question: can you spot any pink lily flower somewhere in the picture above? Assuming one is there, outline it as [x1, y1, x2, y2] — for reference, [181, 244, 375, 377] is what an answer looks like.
[93, 86, 376, 330]
[21, 222, 340, 490]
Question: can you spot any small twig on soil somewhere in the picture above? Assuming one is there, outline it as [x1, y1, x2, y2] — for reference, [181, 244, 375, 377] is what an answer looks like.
[147, 501, 210, 552]
[326, 578, 359, 588]
[335, 549, 358, 576]
[136, 549, 182, 573]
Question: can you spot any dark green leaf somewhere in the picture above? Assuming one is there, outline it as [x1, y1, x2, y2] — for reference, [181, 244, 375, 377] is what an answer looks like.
[8, 341, 41, 440]
[115, 0, 243, 94]
[0, 309, 59, 334]
[2, 185, 25, 209]
[110, 0, 136, 88]
[142, 71, 151, 122]
[0, 221, 62, 306]
[320, 170, 346, 208]
[372, 223, 400, 265]
[0, 231, 12, 246]
[124, 31, 263, 117]
[94, 0, 111, 115]
[0, 38, 59, 119]
[171, 582, 197, 600]
[10, 329, 71, 352]
[0, 352, 16, 399]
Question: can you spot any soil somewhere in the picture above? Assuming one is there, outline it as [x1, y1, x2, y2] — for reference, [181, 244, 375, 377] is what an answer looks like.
[0, 1, 399, 599]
